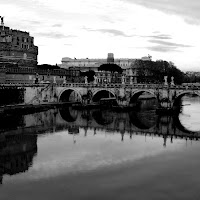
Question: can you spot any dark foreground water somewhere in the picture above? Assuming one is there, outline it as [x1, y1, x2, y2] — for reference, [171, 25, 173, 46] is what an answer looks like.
[0, 97, 200, 200]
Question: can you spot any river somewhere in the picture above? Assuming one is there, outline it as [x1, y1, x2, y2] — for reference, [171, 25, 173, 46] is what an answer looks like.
[0, 97, 200, 200]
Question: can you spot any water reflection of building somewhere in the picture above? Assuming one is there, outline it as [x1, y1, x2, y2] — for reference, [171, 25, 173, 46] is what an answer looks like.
[0, 113, 25, 131]
[0, 134, 37, 184]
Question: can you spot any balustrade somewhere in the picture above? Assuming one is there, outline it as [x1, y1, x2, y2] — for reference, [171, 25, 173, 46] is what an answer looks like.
[1, 79, 200, 92]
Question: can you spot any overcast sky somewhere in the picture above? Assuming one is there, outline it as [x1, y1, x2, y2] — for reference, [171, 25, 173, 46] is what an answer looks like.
[1, 0, 200, 71]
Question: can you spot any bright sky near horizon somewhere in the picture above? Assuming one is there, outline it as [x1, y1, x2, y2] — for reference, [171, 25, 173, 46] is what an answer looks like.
[1, 0, 200, 71]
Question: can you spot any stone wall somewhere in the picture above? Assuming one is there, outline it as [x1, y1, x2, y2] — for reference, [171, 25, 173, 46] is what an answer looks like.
[0, 26, 38, 67]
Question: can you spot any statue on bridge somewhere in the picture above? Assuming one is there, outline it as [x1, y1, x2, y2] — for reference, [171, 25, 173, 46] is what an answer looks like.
[122, 75, 125, 85]
[63, 76, 66, 84]
[84, 76, 88, 84]
[130, 76, 133, 85]
[164, 76, 168, 86]
[171, 76, 175, 86]
[93, 75, 97, 84]
[163, 76, 175, 86]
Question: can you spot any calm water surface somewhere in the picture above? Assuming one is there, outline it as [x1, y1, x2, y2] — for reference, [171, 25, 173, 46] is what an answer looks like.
[0, 97, 200, 200]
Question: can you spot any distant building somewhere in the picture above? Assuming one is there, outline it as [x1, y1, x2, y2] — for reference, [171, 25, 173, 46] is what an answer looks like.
[141, 54, 152, 61]
[185, 71, 200, 77]
[60, 53, 136, 71]
[0, 17, 38, 67]
[59, 53, 153, 83]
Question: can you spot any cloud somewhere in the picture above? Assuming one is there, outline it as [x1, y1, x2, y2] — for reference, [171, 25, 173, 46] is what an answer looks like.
[35, 32, 76, 39]
[143, 34, 172, 40]
[64, 43, 72, 46]
[122, 0, 200, 24]
[148, 39, 192, 48]
[147, 46, 180, 52]
[52, 24, 62, 27]
[83, 27, 133, 37]
[1, 0, 49, 14]
[99, 16, 115, 24]
[147, 39, 192, 52]
[22, 20, 41, 25]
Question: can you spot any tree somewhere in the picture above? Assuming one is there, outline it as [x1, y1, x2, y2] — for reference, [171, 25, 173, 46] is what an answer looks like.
[132, 59, 185, 84]
[37, 64, 60, 70]
[98, 63, 123, 73]
[81, 70, 95, 82]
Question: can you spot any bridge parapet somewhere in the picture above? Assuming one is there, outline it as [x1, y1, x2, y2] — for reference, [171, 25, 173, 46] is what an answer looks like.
[1, 82, 200, 90]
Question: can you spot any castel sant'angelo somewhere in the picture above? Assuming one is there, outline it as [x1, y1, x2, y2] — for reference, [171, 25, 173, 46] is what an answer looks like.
[0, 16, 38, 67]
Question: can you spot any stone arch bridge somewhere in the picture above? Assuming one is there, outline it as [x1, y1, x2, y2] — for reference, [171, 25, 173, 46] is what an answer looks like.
[23, 82, 200, 109]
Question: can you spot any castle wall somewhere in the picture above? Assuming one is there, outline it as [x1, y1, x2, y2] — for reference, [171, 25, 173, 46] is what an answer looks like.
[0, 25, 38, 68]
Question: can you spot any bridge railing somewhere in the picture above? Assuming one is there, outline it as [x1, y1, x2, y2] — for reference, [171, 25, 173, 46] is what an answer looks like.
[57, 83, 159, 88]
[1, 82, 200, 90]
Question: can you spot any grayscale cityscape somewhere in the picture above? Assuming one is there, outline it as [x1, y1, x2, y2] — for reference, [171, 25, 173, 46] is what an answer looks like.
[0, 1, 200, 199]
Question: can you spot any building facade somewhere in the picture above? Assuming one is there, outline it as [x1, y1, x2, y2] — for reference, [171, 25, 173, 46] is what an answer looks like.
[0, 67, 85, 84]
[60, 53, 136, 71]
[0, 17, 38, 67]
[59, 53, 152, 83]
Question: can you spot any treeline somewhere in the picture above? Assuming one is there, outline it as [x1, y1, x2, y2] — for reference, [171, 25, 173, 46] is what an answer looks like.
[184, 73, 200, 83]
[98, 63, 123, 73]
[80, 70, 95, 82]
[133, 59, 185, 85]
[36, 64, 60, 70]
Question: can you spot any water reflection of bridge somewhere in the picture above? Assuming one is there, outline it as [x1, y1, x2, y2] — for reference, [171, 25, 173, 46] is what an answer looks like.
[1, 106, 199, 185]
[0, 106, 199, 184]
[1, 107, 199, 143]
[57, 107, 200, 139]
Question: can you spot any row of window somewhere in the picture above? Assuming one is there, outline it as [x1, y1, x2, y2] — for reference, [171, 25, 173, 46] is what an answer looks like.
[67, 63, 131, 67]
[13, 41, 33, 49]
[14, 37, 33, 43]
[21, 44, 29, 49]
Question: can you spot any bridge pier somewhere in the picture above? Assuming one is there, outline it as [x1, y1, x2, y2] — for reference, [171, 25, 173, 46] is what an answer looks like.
[156, 86, 179, 114]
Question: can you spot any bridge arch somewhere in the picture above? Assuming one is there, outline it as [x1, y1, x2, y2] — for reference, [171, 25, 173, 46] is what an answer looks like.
[173, 91, 200, 106]
[92, 89, 116, 102]
[58, 88, 82, 103]
[129, 90, 157, 105]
